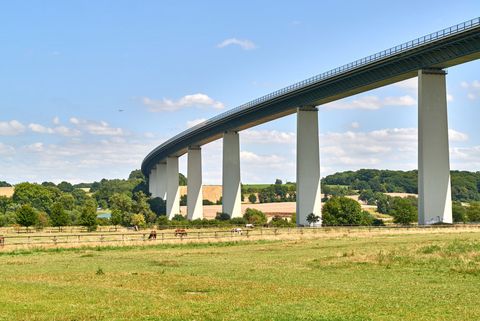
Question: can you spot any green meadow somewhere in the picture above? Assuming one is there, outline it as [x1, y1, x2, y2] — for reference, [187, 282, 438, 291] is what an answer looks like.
[1, 231, 480, 321]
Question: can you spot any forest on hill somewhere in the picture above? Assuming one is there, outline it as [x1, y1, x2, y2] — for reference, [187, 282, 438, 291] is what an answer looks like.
[322, 169, 480, 202]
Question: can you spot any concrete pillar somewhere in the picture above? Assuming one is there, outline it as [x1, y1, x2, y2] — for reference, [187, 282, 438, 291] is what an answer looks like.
[149, 167, 157, 197]
[166, 156, 180, 219]
[296, 106, 321, 226]
[418, 69, 452, 224]
[156, 162, 167, 201]
[222, 131, 242, 218]
[187, 146, 203, 220]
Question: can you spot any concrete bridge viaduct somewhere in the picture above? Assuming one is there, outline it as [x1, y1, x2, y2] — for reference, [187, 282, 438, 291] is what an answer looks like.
[141, 18, 480, 226]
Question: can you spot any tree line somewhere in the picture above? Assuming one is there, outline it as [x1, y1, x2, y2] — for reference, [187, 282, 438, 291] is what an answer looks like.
[322, 169, 480, 202]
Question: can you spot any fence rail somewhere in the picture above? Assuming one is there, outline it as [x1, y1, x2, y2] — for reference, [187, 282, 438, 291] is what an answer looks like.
[1, 225, 480, 248]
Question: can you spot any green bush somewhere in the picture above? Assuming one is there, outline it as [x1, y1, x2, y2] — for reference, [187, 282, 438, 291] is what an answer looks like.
[322, 197, 375, 226]
[244, 208, 267, 225]
[230, 217, 247, 225]
[15, 204, 39, 228]
[215, 212, 231, 221]
[452, 202, 467, 223]
[391, 198, 417, 225]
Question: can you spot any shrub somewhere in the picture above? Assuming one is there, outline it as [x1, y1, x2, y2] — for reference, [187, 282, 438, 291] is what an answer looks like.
[156, 215, 169, 227]
[322, 197, 376, 226]
[230, 217, 247, 225]
[15, 204, 38, 228]
[248, 194, 257, 204]
[244, 208, 267, 225]
[391, 197, 417, 225]
[202, 199, 214, 205]
[452, 202, 467, 223]
[215, 212, 231, 221]
[466, 202, 480, 222]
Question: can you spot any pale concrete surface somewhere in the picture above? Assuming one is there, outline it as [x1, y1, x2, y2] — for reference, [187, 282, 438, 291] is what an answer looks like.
[418, 69, 452, 224]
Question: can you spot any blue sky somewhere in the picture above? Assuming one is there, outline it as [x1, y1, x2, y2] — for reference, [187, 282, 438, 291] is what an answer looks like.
[1, 1, 480, 184]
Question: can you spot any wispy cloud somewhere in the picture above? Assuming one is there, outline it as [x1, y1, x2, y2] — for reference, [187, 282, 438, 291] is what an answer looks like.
[0, 143, 15, 156]
[324, 95, 416, 110]
[461, 80, 480, 100]
[217, 38, 256, 50]
[0, 120, 25, 136]
[186, 118, 207, 128]
[28, 123, 81, 137]
[69, 118, 125, 136]
[143, 93, 224, 112]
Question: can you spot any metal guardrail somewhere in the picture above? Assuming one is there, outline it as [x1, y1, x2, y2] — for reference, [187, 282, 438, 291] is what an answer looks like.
[145, 17, 480, 165]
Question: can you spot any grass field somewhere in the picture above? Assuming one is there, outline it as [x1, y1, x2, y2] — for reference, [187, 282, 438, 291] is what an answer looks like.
[1, 230, 480, 320]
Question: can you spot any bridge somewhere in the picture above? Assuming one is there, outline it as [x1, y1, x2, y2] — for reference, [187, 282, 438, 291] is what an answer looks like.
[141, 17, 480, 226]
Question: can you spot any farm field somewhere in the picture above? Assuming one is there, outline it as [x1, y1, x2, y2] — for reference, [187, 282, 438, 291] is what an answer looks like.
[1, 229, 480, 320]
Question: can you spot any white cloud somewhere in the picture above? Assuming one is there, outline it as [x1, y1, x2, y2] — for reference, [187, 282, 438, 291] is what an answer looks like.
[53, 116, 60, 125]
[69, 118, 124, 136]
[186, 118, 207, 128]
[350, 122, 360, 129]
[242, 129, 295, 144]
[69, 117, 80, 125]
[217, 38, 256, 50]
[28, 123, 81, 137]
[394, 77, 418, 92]
[461, 80, 480, 100]
[143, 93, 225, 112]
[324, 94, 416, 110]
[0, 120, 25, 136]
[0, 143, 15, 156]
[24, 142, 45, 152]
[29, 123, 54, 134]
[448, 129, 468, 141]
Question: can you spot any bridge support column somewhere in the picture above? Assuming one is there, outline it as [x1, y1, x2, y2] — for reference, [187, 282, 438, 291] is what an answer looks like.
[166, 156, 180, 219]
[296, 106, 321, 226]
[222, 131, 242, 218]
[187, 146, 203, 220]
[418, 69, 452, 225]
[156, 162, 167, 201]
[149, 167, 157, 197]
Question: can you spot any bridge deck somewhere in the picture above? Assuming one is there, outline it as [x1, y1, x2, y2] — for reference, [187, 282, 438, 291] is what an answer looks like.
[142, 17, 480, 175]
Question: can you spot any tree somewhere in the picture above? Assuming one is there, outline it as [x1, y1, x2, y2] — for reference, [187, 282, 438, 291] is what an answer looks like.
[180, 194, 187, 206]
[58, 194, 75, 211]
[72, 188, 88, 207]
[50, 202, 70, 228]
[149, 197, 166, 216]
[248, 194, 257, 204]
[16, 204, 38, 228]
[466, 202, 480, 222]
[0, 181, 11, 187]
[131, 214, 146, 227]
[79, 199, 98, 231]
[179, 173, 187, 186]
[275, 179, 283, 185]
[13, 183, 57, 212]
[322, 197, 373, 226]
[0, 196, 12, 215]
[243, 208, 267, 225]
[215, 212, 231, 221]
[390, 197, 417, 225]
[306, 213, 320, 226]
[452, 202, 467, 223]
[133, 191, 156, 224]
[57, 181, 74, 193]
[109, 193, 133, 226]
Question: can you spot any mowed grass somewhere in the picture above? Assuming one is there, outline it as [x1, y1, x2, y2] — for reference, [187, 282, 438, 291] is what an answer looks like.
[1, 231, 480, 321]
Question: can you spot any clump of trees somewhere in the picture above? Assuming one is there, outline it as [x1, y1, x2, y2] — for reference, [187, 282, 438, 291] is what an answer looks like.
[321, 197, 375, 226]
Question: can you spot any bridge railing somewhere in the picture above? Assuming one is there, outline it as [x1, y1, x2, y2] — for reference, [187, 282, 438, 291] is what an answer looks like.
[147, 17, 480, 162]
